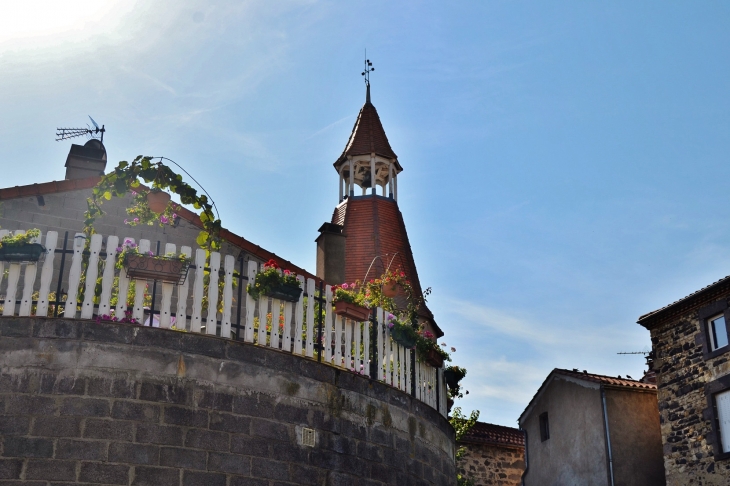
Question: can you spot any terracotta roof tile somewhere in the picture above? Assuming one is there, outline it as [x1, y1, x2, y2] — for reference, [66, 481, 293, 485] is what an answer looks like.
[335, 102, 397, 167]
[460, 422, 525, 448]
[334, 195, 440, 335]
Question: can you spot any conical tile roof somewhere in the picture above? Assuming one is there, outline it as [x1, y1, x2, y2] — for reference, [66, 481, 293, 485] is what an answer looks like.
[334, 99, 398, 169]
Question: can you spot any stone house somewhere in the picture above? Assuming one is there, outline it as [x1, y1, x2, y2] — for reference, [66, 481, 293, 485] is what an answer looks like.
[518, 368, 665, 486]
[638, 274, 730, 485]
[458, 422, 525, 486]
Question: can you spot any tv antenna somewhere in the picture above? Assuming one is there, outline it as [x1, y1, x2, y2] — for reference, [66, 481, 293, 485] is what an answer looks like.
[56, 116, 105, 143]
[616, 351, 650, 355]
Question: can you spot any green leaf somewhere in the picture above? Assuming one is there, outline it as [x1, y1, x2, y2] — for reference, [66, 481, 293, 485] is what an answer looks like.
[103, 191, 112, 201]
[196, 232, 209, 246]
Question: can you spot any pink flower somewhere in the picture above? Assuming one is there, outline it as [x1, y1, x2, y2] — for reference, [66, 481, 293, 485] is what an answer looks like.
[451, 347, 456, 352]
[133, 218, 139, 223]
[350, 283, 356, 288]
[124, 219, 129, 224]
[341, 283, 349, 289]
[284, 269, 291, 276]
[172, 213, 178, 219]
[159, 215, 169, 224]
[115, 247, 123, 252]
[148, 251, 154, 256]
[131, 190, 137, 196]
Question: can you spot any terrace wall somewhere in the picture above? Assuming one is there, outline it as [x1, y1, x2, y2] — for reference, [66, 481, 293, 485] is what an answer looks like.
[0, 317, 455, 486]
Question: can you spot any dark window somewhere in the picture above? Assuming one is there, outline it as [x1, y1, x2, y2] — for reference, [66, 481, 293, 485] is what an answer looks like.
[698, 300, 730, 360]
[705, 374, 730, 460]
[539, 412, 549, 442]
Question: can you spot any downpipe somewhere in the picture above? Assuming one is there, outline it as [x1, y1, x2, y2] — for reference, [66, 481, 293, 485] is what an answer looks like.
[601, 386, 616, 486]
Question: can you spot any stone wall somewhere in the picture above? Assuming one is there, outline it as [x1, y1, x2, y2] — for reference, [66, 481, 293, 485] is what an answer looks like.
[457, 443, 523, 486]
[648, 293, 730, 485]
[0, 317, 456, 485]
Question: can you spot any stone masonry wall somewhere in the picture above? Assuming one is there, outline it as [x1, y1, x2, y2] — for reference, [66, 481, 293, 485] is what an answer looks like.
[0, 317, 456, 485]
[650, 294, 730, 486]
[457, 443, 523, 486]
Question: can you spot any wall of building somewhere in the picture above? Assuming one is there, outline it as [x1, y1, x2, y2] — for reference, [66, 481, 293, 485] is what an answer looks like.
[0, 316, 456, 485]
[520, 377, 608, 486]
[604, 387, 665, 486]
[458, 442, 524, 486]
[649, 294, 730, 485]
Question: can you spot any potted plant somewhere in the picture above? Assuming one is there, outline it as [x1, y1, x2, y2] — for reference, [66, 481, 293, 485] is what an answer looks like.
[380, 268, 410, 298]
[247, 259, 302, 303]
[332, 283, 371, 321]
[146, 188, 171, 213]
[444, 365, 467, 390]
[415, 329, 450, 368]
[387, 314, 419, 348]
[117, 239, 191, 285]
[0, 229, 45, 262]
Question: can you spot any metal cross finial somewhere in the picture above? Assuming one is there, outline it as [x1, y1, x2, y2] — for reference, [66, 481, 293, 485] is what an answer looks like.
[361, 54, 374, 87]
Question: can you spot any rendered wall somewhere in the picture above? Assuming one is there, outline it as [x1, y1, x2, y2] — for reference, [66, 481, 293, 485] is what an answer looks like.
[604, 387, 665, 486]
[0, 317, 456, 485]
[458, 442, 524, 486]
[520, 377, 608, 486]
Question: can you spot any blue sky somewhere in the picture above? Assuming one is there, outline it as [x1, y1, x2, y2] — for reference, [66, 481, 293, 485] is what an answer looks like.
[2, 1, 730, 427]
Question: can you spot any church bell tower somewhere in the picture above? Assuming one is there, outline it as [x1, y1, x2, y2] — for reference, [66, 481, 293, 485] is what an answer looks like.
[316, 60, 442, 337]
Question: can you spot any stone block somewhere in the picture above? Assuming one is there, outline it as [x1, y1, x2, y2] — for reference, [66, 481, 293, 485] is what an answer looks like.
[289, 464, 326, 486]
[0, 320, 31, 337]
[229, 477, 268, 486]
[32, 319, 81, 339]
[39, 374, 86, 395]
[56, 439, 108, 461]
[112, 401, 160, 423]
[163, 406, 208, 428]
[0, 417, 29, 435]
[2, 437, 53, 458]
[82, 322, 135, 345]
[251, 419, 290, 441]
[139, 382, 190, 405]
[182, 470, 227, 486]
[60, 397, 110, 417]
[195, 390, 234, 412]
[132, 466, 180, 486]
[232, 393, 275, 419]
[31, 416, 82, 437]
[84, 418, 135, 441]
[0, 459, 22, 480]
[159, 447, 207, 470]
[251, 458, 289, 481]
[87, 376, 136, 399]
[179, 333, 226, 358]
[209, 412, 251, 434]
[230, 435, 270, 457]
[25, 459, 76, 481]
[184, 429, 230, 452]
[79, 462, 129, 485]
[5, 395, 57, 415]
[274, 403, 309, 424]
[136, 424, 184, 446]
[109, 442, 159, 465]
[208, 452, 251, 475]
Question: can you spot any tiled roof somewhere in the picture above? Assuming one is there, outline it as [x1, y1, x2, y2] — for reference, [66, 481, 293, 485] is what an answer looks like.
[0, 177, 320, 283]
[519, 368, 656, 424]
[459, 422, 525, 449]
[637, 274, 730, 329]
[334, 195, 441, 336]
[334, 101, 398, 168]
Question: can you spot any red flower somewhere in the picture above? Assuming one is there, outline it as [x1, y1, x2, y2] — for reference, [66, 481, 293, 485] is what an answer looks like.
[284, 269, 291, 275]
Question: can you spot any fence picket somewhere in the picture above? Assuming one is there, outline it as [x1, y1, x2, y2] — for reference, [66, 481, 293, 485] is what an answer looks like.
[220, 255, 235, 339]
[35, 231, 58, 317]
[344, 318, 352, 370]
[294, 276, 305, 355]
[405, 348, 411, 395]
[158, 243, 176, 329]
[354, 319, 362, 375]
[257, 295, 268, 346]
[175, 246, 192, 331]
[376, 308, 384, 381]
[283, 300, 293, 353]
[131, 240, 150, 324]
[115, 237, 134, 319]
[190, 249, 206, 333]
[19, 230, 43, 317]
[0, 229, 8, 291]
[363, 310, 371, 378]
[205, 251, 221, 336]
[245, 261, 257, 343]
[80, 234, 102, 319]
[305, 278, 315, 358]
[97, 236, 118, 317]
[324, 285, 333, 363]
[63, 233, 86, 319]
[334, 314, 343, 367]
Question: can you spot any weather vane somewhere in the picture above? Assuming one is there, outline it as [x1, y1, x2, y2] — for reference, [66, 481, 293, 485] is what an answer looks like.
[361, 52, 374, 87]
[56, 116, 105, 143]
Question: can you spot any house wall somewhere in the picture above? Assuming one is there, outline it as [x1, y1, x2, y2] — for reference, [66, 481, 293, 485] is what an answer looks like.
[458, 442, 524, 486]
[604, 387, 665, 486]
[519, 377, 608, 486]
[0, 316, 456, 485]
[649, 293, 730, 485]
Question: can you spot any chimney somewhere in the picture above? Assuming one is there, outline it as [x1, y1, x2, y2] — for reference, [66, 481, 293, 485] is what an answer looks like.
[65, 139, 107, 180]
[316, 222, 345, 285]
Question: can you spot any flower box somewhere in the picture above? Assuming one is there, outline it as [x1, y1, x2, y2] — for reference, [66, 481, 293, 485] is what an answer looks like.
[333, 301, 371, 322]
[124, 254, 190, 285]
[391, 326, 417, 348]
[0, 243, 45, 263]
[263, 283, 302, 303]
[426, 348, 444, 368]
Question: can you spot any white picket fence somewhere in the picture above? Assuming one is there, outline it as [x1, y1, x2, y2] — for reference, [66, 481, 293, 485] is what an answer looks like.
[0, 230, 447, 416]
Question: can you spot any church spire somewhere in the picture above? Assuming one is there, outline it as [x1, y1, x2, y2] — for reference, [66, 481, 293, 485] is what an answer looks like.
[334, 58, 402, 202]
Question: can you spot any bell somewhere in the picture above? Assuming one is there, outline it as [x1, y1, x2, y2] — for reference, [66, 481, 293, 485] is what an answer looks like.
[361, 171, 372, 188]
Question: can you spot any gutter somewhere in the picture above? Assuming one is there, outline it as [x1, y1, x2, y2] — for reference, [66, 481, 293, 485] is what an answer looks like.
[520, 427, 528, 486]
[600, 385, 615, 486]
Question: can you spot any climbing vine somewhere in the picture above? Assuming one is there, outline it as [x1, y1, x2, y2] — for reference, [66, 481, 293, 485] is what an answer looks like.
[83, 155, 222, 252]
